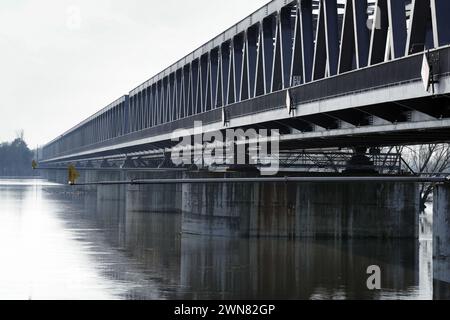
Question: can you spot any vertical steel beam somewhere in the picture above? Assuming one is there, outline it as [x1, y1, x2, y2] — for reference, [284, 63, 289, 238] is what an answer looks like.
[228, 40, 237, 104]
[221, 42, 231, 105]
[133, 95, 137, 132]
[191, 59, 200, 114]
[169, 74, 175, 122]
[205, 53, 213, 111]
[128, 97, 133, 133]
[148, 86, 153, 127]
[112, 107, 115, 138]
[179, 69, 185, 118]
[151, 84, 156, 126]
[338, 0, 355, 73]
[241, 33, 250, 101]
[406, 0, 432, 55]
[247, 25, 259, 98]
[280, 4, 296, 88]
[387, 0, 407, 59]
[179, 70, 183, 119]
[290, 5, 303, 86]
[369, 0, 389, 65]
[262, 15, 276, 94]
[353, 0, 369, 68]
[146, 87, 151, 128]
[188, 65, 194, 116]
[216, 49, 224, 108]
[109, 110, 112, 138]
[172, 73, 177, 121]
[431, 0, 450, 47]
[170, 73, 176, 121]
[156, 81, 161, 125]
[116, 106, 119, 137]
[142, 91, 145, 129]
[233, 34, 245, 102]
[138, 91, 142, 131]
[313, 0, 327, 79]
[137, 92, 142, 130]
[210, 49, 219, 108]
[220, 41, 231, 105]
[142, 90, 147, 129]
[338, 0, 369, 73]
[183, 66, 190, 117]
[167, 76, 172, 123]
[118, 102, 123, 136]
[255, 25, 266, 95]
[299, 0, 314, 83]
[324, 0, 339, 76]
[272, 14, 283, 91]
[200, 54, 208, 111]
[103, 112, 107, 140]
[159, 80, 164, 125]
[162, 77, 168, 124]
[138, 93, 143, 131]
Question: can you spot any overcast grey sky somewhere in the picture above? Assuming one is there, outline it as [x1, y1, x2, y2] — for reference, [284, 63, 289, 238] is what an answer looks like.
[0, 0, 268, 148]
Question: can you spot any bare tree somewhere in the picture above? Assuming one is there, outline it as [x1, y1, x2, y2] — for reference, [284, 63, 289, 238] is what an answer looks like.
[402, 144, 450, 212]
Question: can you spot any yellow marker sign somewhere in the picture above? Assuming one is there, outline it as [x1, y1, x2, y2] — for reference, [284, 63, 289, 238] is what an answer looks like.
[68, 165, 80, 185]
[31, 160, 38, 170]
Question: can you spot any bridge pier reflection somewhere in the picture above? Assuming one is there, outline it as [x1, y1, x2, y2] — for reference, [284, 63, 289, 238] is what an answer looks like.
[179, 235, 420, 300]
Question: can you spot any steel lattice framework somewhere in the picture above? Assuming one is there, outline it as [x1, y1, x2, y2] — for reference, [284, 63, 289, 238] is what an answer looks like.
[41, 0, 450, 162]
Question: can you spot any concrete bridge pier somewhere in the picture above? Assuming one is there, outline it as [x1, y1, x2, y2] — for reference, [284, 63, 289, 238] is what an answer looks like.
[434, 184, 450, 259]
[126, 171, 182, 214]
[181, 172, 420, 239]
[96, 170, 126, 201]
[433, 184, 450, 299]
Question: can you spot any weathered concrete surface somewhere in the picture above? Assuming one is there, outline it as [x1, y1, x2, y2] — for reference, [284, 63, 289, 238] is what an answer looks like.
[434, 184, 450, 258]
[433, 184, 450, 299]
[434, 259, 450, 300]
[294, 182, 419, 239]
[182, 172, 419, 239]
[42, 169, 419, 239]
[42, 168, 68, 185]
[127, 171, 182, 214]
[181, 172, 253, 237]
[96, 171, 126, 203]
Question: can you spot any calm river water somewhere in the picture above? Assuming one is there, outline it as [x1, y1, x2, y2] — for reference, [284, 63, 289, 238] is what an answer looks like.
[0, 178, 444, 300]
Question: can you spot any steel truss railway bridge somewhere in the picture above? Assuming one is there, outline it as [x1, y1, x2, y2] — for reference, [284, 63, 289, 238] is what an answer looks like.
[39, 0, 450, 172]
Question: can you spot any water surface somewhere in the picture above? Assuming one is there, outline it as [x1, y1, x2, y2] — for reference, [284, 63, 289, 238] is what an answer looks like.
[0, 179, 440, 300]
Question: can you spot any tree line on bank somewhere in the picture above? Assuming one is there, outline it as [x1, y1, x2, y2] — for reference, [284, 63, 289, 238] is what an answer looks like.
[0, 132, 34, 177]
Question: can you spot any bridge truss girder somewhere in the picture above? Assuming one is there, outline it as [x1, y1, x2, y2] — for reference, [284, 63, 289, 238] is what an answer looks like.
[40, 0, 450, 163]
